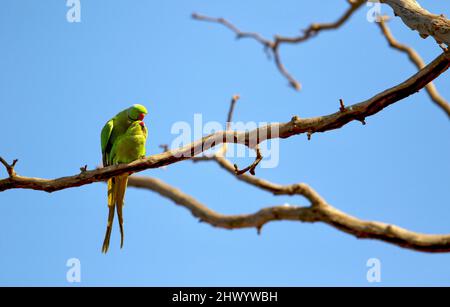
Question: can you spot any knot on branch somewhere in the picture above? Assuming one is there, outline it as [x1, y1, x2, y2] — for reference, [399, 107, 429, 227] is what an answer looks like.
[286, 183, 306, 195]
[79, 165, 88, 174]
[256, 225, 263, 236]
[159, 144, 170, 153]
[288, 115, 301, 133]
[0, 157, 18, 178]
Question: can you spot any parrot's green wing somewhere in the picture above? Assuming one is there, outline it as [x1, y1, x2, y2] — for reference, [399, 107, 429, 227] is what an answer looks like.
[101, 119, 114, 167]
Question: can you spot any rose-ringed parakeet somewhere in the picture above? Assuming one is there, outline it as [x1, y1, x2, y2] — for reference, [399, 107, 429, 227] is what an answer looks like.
[100, 104, 148, 253]
[101, 104, 148, 168]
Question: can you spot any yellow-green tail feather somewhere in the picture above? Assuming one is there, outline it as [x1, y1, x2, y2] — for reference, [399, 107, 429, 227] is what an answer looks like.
[102, 178, 115, 253]
[115, 175, 128, 249]
[102, 175, 128, 253]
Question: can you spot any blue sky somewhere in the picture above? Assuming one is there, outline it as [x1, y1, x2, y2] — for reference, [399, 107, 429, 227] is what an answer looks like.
[0, 0, 449, 286]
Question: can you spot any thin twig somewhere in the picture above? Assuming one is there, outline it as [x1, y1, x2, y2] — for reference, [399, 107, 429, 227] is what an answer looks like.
[339, 99, 346, 112]
[193, 1, 365, 90]
[234, 146, 263, 176]
[226, 94, 240, 130]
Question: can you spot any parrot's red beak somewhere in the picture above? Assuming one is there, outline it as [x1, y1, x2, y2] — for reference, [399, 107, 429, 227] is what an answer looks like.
[139, 121, 145, 127]
[138, 113, 145, 121]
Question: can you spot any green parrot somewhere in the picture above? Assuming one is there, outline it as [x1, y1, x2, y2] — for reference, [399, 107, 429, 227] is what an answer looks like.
[100, 104, 148, 253]
[101, 104, 148, 168]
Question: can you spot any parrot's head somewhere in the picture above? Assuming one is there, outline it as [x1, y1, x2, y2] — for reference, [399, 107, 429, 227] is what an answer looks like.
[128, 120, 147, 135]
[128, 104, 148, 121]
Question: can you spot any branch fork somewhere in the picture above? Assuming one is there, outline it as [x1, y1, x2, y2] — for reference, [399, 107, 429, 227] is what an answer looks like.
[233, 146, 263, 176]
[0, 157, 18, 177]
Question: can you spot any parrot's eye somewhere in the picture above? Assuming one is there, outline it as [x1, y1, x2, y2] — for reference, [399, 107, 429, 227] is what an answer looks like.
[138, 113, 145, 121]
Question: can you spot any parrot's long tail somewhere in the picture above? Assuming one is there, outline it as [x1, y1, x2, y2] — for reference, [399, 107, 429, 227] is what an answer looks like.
[115, 174, 128, 249]
[102, 178, 116, 253]
[101, 175, 128, 253]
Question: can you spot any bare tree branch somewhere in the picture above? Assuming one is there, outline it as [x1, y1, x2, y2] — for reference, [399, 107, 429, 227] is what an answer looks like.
[191, 12, 301, 90]
[194, 0, 450, 90]
[127, 175, 450, 253]
[377, 16, 450, 117]
[192, 0, 365, 90]
[1, 51, 448, 193]
[382, 0, 450, 46]
[273, 0, 366, 46]
[128, 89, 450, 254]
[191, 13, 273, 48]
